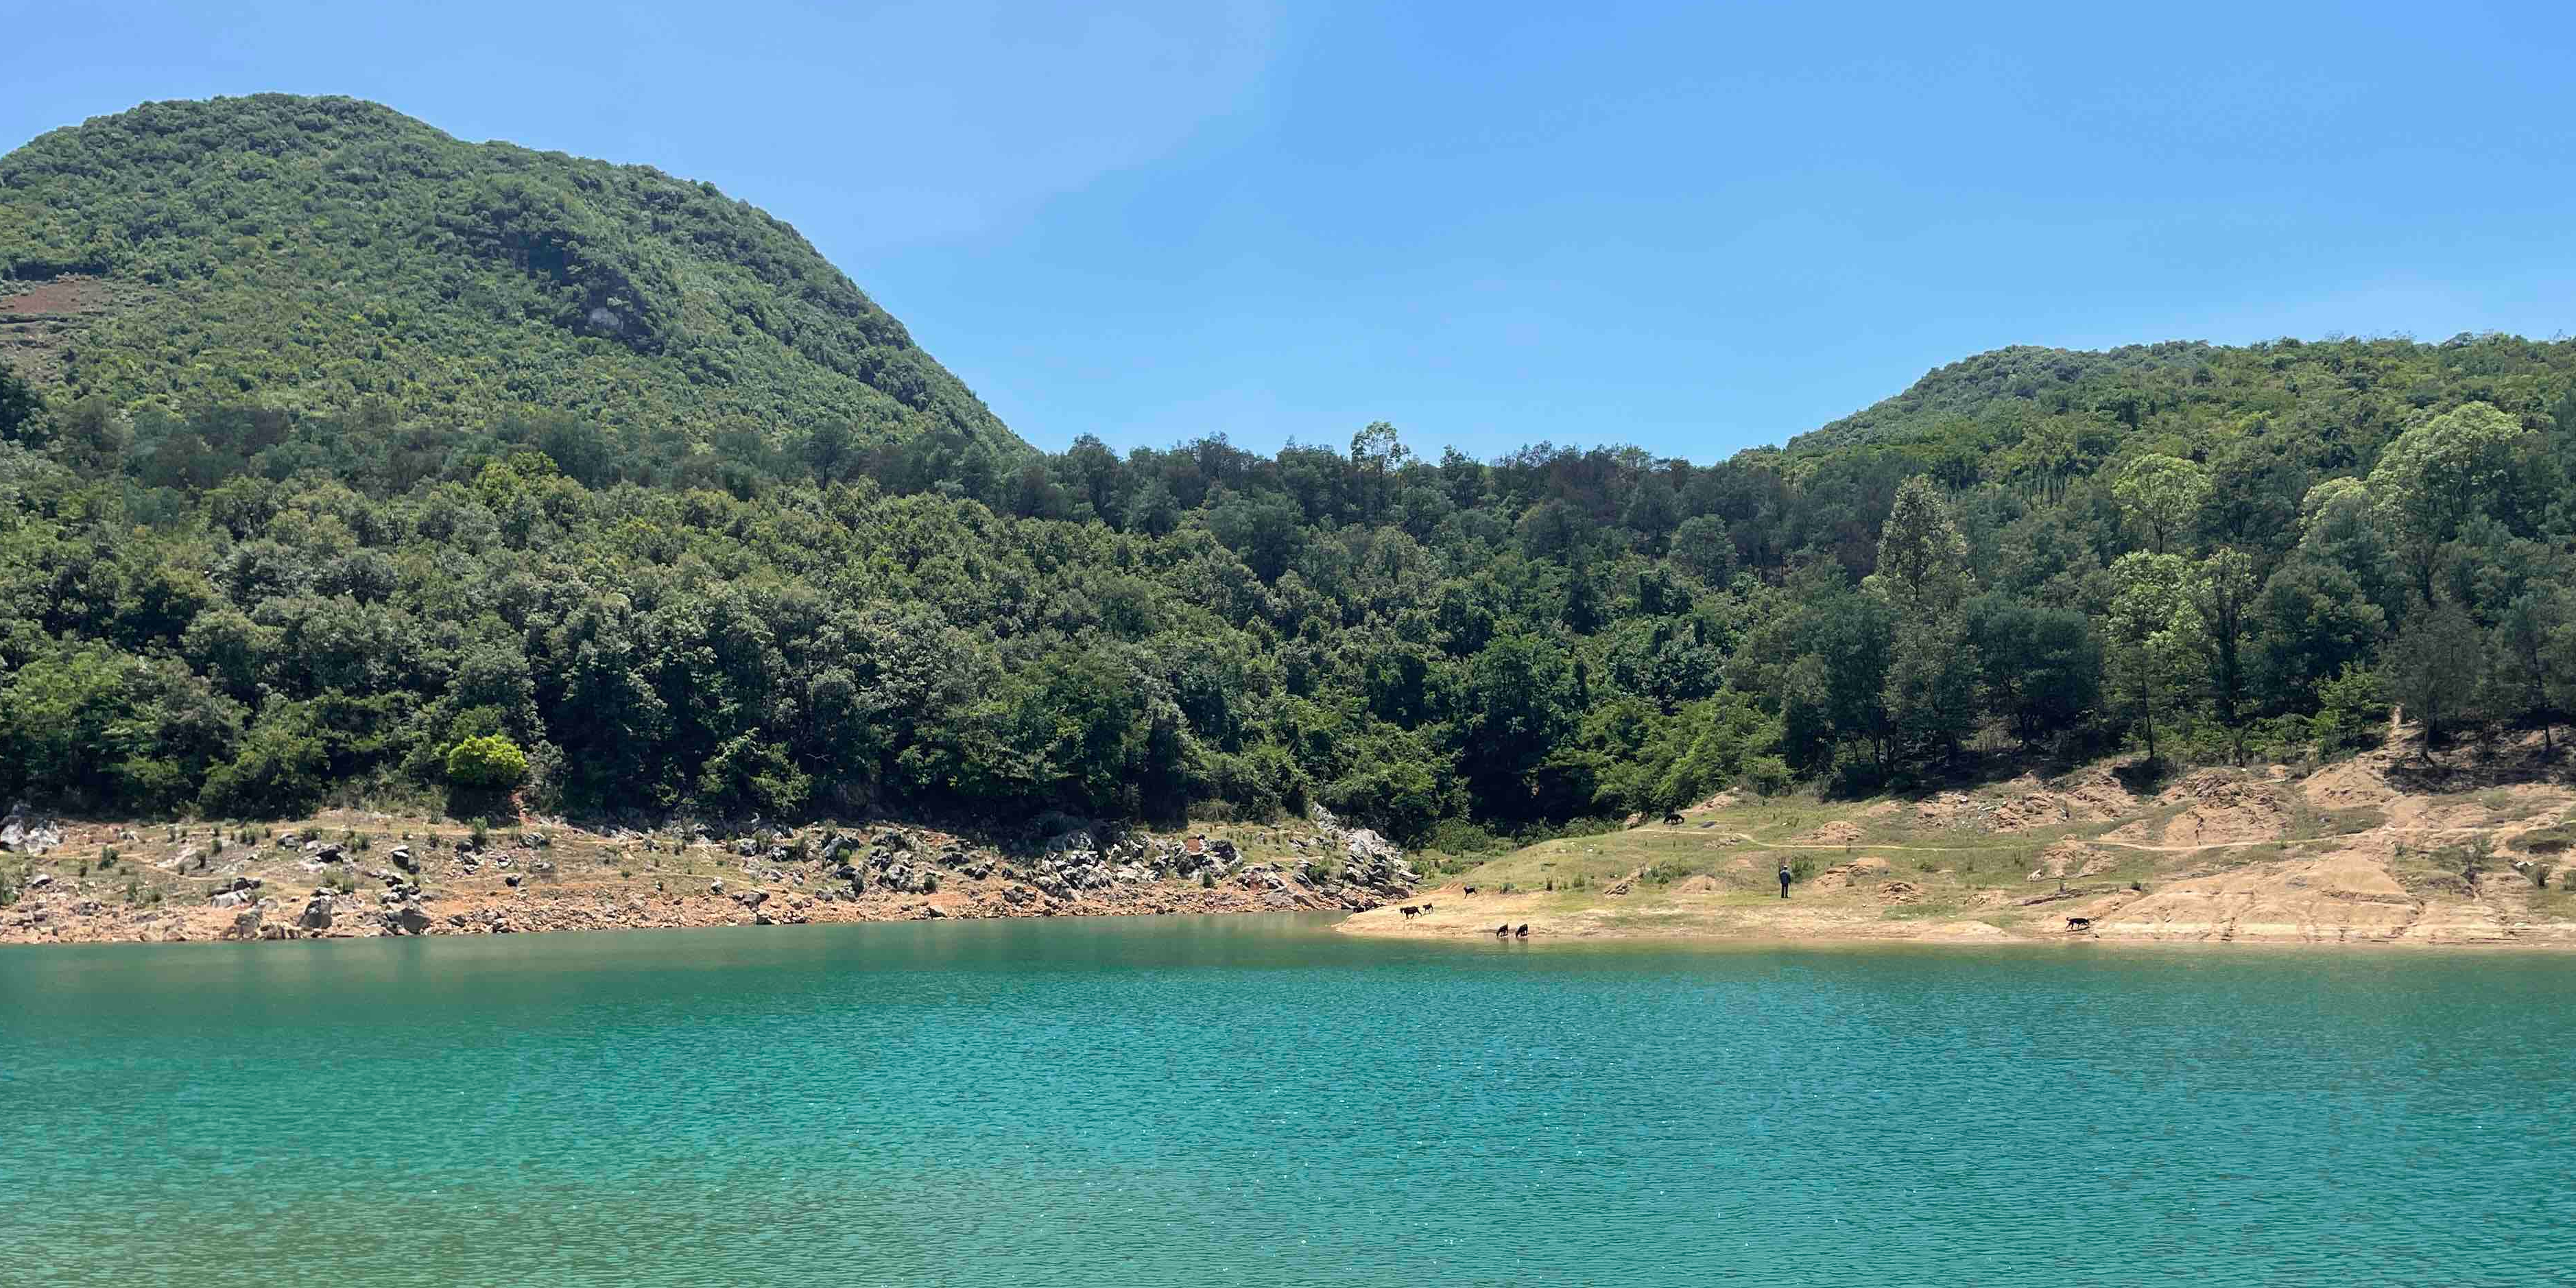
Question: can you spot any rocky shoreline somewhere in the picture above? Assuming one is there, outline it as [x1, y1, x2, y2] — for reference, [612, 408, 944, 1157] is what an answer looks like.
[0, 804, 1423, 946]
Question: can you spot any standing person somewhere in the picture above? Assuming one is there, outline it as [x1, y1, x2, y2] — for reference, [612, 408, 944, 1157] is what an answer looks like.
[1778, 860, 1793, 899]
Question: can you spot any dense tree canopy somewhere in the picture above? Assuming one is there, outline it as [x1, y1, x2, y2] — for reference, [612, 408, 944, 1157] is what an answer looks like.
[5, 190, 2576, 842]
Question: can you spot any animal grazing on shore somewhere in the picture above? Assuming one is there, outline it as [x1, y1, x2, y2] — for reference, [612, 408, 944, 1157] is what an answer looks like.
[1418, 903, 1433, 914]
[2066, 916, 2093, 931]
[1400, 905, 1420, 919]
[1463, 886, 1478, 895]
[1514, 923, 1530, 939]
[1494, 923, 1510, 938]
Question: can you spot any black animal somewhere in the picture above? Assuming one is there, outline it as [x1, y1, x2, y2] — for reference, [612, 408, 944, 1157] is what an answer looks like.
[1494, 923, 1511, 938]
[1662, 811, 1684, 826]
[1419, 902, 1433, 914]
[2066, 916, 2093, 931]
[1400, 905, 1420, 919]
[1463, 885, 1479, 895]
[1514, 923, 1531, 940]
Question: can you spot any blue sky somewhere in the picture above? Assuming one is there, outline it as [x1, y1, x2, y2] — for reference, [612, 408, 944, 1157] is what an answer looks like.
[5, 1, 2573, 459]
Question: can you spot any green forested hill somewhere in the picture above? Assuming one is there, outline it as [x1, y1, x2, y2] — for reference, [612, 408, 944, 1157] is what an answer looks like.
[3, 102, 2575, 846]
[1785, 344, 2213, 453]
[0, 95, 1018, 460]
[1783, 335, 2571, 457]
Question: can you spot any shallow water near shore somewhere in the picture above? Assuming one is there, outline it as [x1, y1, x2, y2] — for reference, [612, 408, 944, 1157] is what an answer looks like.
[4, 915, 2571, 1285]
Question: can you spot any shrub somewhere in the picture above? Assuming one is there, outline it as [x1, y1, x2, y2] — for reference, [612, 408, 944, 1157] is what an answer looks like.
[1427, 818, 1507, 854]
[1741, 756, 1793, 797]
[2312, 664, 2389, 754]
[445, 735, 530, 789]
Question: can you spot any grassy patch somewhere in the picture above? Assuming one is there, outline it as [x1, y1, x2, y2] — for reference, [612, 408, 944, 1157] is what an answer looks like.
[2511, 819, 2576, 855]
[1879, 899, 1967, 921]
[2289, 803, 2388, 841]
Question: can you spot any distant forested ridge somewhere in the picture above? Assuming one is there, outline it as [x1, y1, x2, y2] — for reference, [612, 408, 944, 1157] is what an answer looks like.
[5, 104, 2575, 843]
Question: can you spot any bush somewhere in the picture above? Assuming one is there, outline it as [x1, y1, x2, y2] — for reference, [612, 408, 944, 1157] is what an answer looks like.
[1741, 755, 1793, 797]
[1427, 818, 1508, 855]
[445, 735, 530, 789]
[198, 707, 331, 818]
[2312, 664, 2389, 754]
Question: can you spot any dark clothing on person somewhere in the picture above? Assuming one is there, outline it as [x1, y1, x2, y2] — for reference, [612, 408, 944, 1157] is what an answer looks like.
[1778, 865, 1792, 898]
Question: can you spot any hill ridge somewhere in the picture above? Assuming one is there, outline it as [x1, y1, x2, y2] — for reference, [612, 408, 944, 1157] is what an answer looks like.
[0, 93, 1019, 455]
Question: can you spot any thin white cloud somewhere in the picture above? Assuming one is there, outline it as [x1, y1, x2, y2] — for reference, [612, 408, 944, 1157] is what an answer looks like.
[604, 0, 1281, 248]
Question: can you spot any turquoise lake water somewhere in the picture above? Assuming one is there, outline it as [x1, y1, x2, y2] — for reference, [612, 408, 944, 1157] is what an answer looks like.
[3, 915, 2572, 1285]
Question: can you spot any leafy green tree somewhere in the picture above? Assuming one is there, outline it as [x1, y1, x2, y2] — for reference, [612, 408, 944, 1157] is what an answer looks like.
[2191, 547, 2257, 730]
[1964, 594, 2101, 746]
[2011, 415, 2084, 503]
[2311, 663, 2390, 753]
[2365, 402, 2534, 606]
[1621, 475, 1682, 553]
[2384, 599, 2485, 757]
[1455, 632, 1580, 816]
[2250, 558, 2385, 713]
[1668, 514, 1738, 584]
[0, 368, 38, 443]
[1206, 492, 1307, 582]
[446, 734, 532, 789]
[1349, 421, 1409, 522]
[2106, 552, 2201, 763]
[1642, 690, 1783, 813]
[2292, 478, 2406, 628]
[2489, 589, 2576, 755]
[1864, 477, 1977, 767]
[0, 649, 238, 812]
[1773, 590, 1896, 777]
[2112, 454, 2210, 555]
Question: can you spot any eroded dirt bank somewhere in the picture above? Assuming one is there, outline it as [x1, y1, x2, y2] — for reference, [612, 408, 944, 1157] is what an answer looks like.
[1341, 739, 2576, 949]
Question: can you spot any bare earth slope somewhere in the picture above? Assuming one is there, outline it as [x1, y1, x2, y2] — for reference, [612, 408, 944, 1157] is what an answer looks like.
[1341, 739, 2576, 949]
